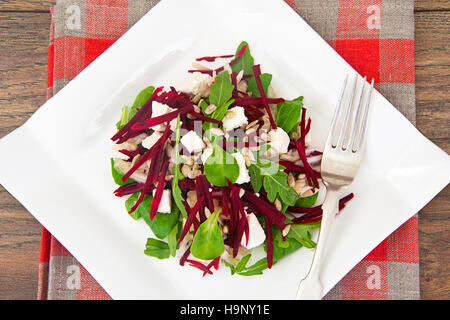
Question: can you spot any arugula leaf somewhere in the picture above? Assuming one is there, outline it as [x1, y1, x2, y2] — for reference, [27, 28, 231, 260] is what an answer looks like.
[263, 171, 299, 206]
[209, 71, 234, 109]
[191, 209, 225, 260]
[172, 115, 188, 218]
[236, 257, 268, 276]
[235, 254, 252, 273]
[248, 158, 283, 193]
[204, 142, 240, 187]
[294, 192, 319, 208]
[275, 96, 303, 133]
[110, 158, 134, 186]
[286, 222, 320, 249]
[168, 223, 179, 257]
[202, 98, 235, 133]
[247, 73, 272, 98]
[231, 41, 255, 75]
[116, 106, 129, 130]
[144, 238, 170, 260]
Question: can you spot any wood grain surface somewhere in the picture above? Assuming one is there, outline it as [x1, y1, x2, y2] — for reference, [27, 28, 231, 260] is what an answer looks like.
[0, 1, 449, 300]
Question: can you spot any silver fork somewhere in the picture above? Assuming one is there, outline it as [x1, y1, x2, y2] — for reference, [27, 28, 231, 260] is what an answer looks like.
[295, 74, 374, 300]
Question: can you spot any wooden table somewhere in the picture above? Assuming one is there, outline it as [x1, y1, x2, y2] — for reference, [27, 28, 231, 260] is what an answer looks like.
[0, 1, 448, 300]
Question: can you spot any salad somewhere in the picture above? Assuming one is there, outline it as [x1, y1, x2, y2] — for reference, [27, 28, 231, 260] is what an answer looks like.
[110, 41, 353, 276]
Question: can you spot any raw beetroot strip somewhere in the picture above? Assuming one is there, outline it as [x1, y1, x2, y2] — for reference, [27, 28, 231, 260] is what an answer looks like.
[149, 160, 170, 220]
[111, 86, 164, 141]
[202, 257, 221, 277]
[242, 104, 265, 116]
[295, 140, 319, 188]
[252, 65, 276, 129]
[242, 190, 286, 230]
[199, 175, 215, 214]
[194, 177, 207, 223]
[196, 54, 234, 62]
[121, 123, 171, 182]
[264, 216, 274, 269]
[186, 259, 213, 275]
[234, 97, 285, 106]
[179, 245, 191, 266]
[289, 193, 354, 224]
[128, 124, 171, 213]
[113, 182, 145, 197]
[279, 160, 306, 174]
[131, 105, 193, 130]
[178, 196, 205, 245]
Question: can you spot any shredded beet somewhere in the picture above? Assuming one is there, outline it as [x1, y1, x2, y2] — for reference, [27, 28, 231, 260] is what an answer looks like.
[111, 86, 163, 142]
[295, 140, 319, 188]
[149, 160, 170, 220]
[131, 105, 193, 130]
[279, 160, 306, 173]
[252, 65, 276, 129]
[179, 245, 191, 266]
[186, 259, 213, 275]
[178, 196, 204, 245]
[113, 182, 146, 197]
[264, 216, 274, 269]
[242, 190, 286, 230]
[198, 175, 214, 214]
[121, 123, 171, 183]
[234, 97, 284, 106]
[194, 177, 207, 223]
[289, 193, 354, 224]
[196, 54, 234, 62]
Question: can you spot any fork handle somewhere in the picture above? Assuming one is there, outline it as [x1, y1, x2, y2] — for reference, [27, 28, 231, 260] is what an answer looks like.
[295, 186, 341, 300]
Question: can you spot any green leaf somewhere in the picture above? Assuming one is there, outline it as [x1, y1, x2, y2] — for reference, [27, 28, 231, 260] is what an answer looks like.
[235, 254, 252, 273]
[248, 164, 263, 193]
[263, 171, 299, 206]
[110, 158, 134, 186]
[247, 73, 272, 97]
[127, 193, 180, 239]
[191, 209, 225, 260]
[275, 96, 303, 133]
[209, 71, 234, 109]
[144, 238, 170, 259]
[231, 41, 255, 75]
[223, 261, 236, 275]
[236, 258, 268, 276]
[125, 193, 141, 220]
[116, 106, 129, 130]
[204, 142, 240, 187]
[293, 192, 319, 208]
[168, 223, 179, 257]
[116, 86, 155, 130]
[286, 222, 320, 249]
[202, 98, 235, 133]
[172, 115, 188, 218]
[128, 86, 155, 120]
[248, 157, 283, 193]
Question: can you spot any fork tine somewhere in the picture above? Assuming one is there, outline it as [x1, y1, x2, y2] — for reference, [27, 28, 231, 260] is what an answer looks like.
[335, 74, 358, 149]
[351, 78, 374, 152]
[329, 74, 349, 148]
[346, 76, 367, 150]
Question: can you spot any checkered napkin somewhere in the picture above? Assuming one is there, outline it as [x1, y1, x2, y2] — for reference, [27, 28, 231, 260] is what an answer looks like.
[37, 0, 418, 300]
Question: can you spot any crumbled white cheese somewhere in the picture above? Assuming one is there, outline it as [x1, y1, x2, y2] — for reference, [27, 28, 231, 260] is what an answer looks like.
[232, 152, 250, 184]
[268, 128, 290, 154]
[240, 213, 266, 249]
[180, 130, 204, 154]
[141, 131, 162, 150]
[201, 146, 213, 164]
[180, 72, 213, 97]
[222, 106, 248, 131]
[149, 101, 179, 131]
[152, 189, 172, 214]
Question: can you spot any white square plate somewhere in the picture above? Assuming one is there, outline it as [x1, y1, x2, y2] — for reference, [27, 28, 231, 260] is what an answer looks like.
[0, 0, 449, 299]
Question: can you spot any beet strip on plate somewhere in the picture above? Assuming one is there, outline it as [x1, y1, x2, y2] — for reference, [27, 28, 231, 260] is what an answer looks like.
[149, 160, 170, 220]
[178, 196, 204, 245]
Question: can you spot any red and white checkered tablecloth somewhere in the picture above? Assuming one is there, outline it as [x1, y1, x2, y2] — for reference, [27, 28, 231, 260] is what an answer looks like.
[38, 0, 418, 300]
